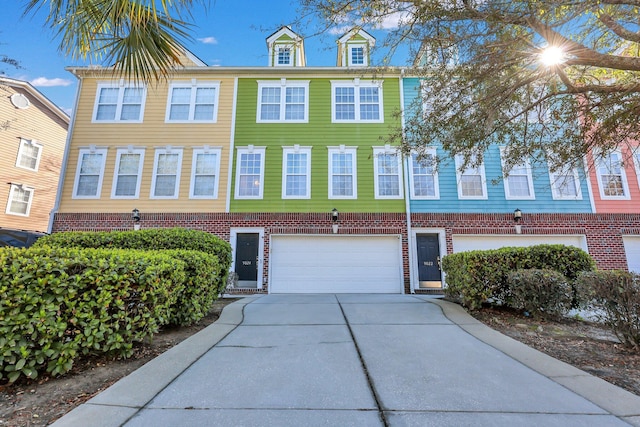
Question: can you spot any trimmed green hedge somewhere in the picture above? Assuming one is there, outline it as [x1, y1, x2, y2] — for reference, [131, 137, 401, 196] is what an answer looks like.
[0, 246, 185, 383]
[442, 244, 595, 309]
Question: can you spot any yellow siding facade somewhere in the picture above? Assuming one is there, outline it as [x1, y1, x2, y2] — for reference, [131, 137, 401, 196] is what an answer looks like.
[58, 71, 236, 213]
[0, 80, 69, 232]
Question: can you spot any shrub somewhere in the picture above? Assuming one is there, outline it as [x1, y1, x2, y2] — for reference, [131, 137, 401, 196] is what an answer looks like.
[442, 244, 595, 309]
[508, 269, 573, 318]
[577, 270, 640, 350]
[0, 246, 185, 383]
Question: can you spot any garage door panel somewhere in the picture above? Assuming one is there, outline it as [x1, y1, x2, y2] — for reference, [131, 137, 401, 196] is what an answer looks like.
[270, 235, 402, 293]
[623, 236, 640, 273]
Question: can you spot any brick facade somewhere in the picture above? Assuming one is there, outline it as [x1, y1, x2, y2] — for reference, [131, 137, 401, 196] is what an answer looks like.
[52, 212, 640, 293]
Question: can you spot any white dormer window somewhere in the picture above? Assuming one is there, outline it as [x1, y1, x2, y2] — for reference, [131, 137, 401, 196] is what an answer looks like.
[349, 45, 366, 66]
[277, 46, 292, 66]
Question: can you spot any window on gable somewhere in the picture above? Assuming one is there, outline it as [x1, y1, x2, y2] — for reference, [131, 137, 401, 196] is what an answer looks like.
[455, 154, 487, 199]
[93, 84, 146, 122]
[410, 151, 439, 199]
[257, 80, 309, 122]
[329, 147, 357, 199]
[73, 148, 107, 198]
[373, 147, 403, 199]
[151, 148, 183, 199]
[634, 152, 640, 191]
[331, 80, 383, 123]
[350, 45, 366, 66]
[16, 138, 42, 171]
[501, 149, 535, 200]
[549, 165, 582, 200]
[596, 151, 629, 199]
[6, 184, 34, 216]
[235, 147, 265, 199]
[277, 46, 292, 66]
[111, 148, 144, 198]
[282, 147, 311, 199]
[166, 82, 219, 122]
[190, 148, 221, 199]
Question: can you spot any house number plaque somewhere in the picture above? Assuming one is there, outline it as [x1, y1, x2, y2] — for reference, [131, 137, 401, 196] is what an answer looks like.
[423, 261, 434, 266]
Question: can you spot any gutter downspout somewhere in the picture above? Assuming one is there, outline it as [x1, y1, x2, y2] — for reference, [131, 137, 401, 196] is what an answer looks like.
[399, 68, 415, 294]
[48, 73, 82, 234]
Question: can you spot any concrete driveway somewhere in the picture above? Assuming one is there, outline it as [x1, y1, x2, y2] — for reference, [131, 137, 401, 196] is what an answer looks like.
[53, 294, 640, 426]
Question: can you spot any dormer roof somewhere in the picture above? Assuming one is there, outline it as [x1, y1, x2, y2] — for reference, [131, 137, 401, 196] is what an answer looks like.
[266, 26, 306, 67]
[336, 28, 376, 67]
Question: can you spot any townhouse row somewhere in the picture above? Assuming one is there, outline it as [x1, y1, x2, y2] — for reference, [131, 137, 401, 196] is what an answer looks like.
[51, 27, 640, 294]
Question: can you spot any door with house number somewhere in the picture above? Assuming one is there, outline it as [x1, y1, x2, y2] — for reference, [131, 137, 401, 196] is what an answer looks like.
[235, 233, 259, 288]
[417, 235, 442, 288]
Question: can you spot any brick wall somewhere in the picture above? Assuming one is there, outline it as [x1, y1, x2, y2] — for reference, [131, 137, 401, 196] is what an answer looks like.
[52, 211, 640, 292]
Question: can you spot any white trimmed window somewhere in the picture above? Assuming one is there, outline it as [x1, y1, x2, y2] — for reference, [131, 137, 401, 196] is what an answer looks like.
[16, 138, 42, 171]
[634, 151, 640, 191]
[166, 82, 219, 122]
[500, 149, 535, 200]
[596, 151, 629, 199]
[349, 45, 366, 66]
[282, 146, 311, 199]
[410, 150, 439, 199]
[257, 80, 309, 122]
[93, 83, 146, 122]
[331, 80, 383, 123]
[6, 184, 34, 216]
[150, 148, 183, 199]
[549, 165, 582, 200]
[329, 146, 357, 199]
[72, 148, 107, 198]
[373, 147, 403, 199]
[276, 46, 292, 66]
[235, 147, 265, 199]
[190, 148, 221, 199]
[111, 148, 145, 198]
[455, 154, 487, 199]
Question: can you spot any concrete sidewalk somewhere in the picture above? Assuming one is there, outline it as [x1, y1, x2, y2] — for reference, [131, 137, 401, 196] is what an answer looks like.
[53, 294, 640, 426]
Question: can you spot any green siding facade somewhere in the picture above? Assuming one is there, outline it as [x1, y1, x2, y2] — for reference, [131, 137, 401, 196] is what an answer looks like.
[230, 72, 405, 213]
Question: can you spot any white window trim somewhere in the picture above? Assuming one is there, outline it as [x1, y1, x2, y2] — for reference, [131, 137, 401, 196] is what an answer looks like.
[373, 146, 403, 199]
[348, 44, 367, 66]
[274, 45, 294, 66]
[72, 147, 108, 199]
[633, 151, 640, 192]
[15, 138, 43, 172]
[92, 82, 147, 123]
[150, 147, 183, 199]
[281, 146, 311, 199]
[409, 149, 440, 200]
[165, 81, 220, 123]
[500, 148, 535, 200]
[235, 146, 266, 200]
[331, 79, 384, 123]
[111, 147, 145, 199]
[190, 147, 222, 199]
[548, 165, 583, 200]
[595, 150, 630, 200]
[256, 80, 309, 123]
[455, 154, 488, 200]
[328, 146, 358, 199]
[6, 184, 34, 217]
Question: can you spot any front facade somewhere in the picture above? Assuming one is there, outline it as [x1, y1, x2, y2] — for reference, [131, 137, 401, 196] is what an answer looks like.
[0, 77, 69, 232]
[52, 27, 640, 294]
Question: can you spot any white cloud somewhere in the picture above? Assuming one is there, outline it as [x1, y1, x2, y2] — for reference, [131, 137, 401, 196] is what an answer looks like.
[30, 77, 73, 87]
[197, 36, 218, 45]
[328, 25, 352, 36]
[372, 10, 414, 30]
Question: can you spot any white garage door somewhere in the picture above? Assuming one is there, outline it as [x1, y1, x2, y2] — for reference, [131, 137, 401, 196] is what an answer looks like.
[622, 236, 640, 273]
[452, 235, 588, 253]
[270, 235, 403, 293]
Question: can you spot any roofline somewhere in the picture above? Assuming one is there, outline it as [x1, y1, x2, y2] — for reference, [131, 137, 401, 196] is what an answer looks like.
[0, 76, 70, 124]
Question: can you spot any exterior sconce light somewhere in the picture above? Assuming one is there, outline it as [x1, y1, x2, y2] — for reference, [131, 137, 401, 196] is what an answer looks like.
[132, 208, 141, 230]
[331, 208, 339, 234]
[513, 208, 522, 234]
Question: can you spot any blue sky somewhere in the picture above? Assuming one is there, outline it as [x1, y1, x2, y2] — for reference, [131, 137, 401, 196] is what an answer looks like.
[0, 1, 409, 115]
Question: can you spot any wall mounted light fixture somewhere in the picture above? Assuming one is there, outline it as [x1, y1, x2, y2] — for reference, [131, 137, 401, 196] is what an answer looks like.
[132, 208, 141, 230]
[513, 208, 522, 234]
[331, 208, 339, 234]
